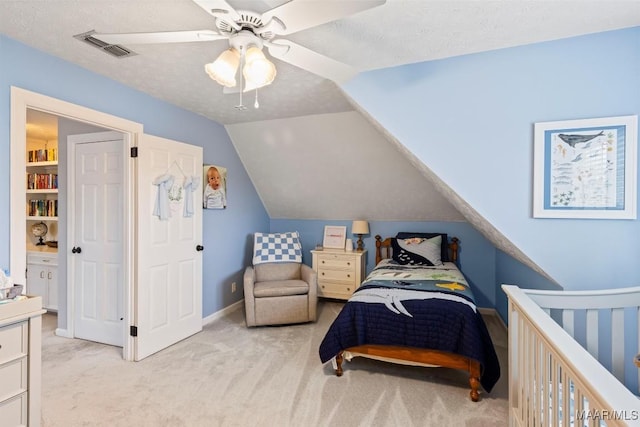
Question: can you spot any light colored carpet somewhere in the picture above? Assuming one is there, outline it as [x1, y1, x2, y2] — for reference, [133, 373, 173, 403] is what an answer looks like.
[40, 301, 509, 426]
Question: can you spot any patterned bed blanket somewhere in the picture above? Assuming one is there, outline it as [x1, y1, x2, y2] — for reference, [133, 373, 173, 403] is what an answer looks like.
[318, 260, 501, 392]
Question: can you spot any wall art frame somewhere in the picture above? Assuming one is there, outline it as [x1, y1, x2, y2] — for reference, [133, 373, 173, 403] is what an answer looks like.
[533, 115, 637, 219]
[203, 164, 227, 210]
[322, 225, 347, 249]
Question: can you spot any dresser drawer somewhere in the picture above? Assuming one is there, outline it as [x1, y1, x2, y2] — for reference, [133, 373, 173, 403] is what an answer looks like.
[317, 254, 355, 270]
[0, 357, 28, 402]
[0, 322, 28, 365]
[318, 268, 355, 283]
[319, 281, 355, 299]
[0, 392, 28, 427]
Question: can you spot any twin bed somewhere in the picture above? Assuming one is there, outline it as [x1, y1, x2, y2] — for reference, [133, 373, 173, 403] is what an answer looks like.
[319, 233, 501, 401]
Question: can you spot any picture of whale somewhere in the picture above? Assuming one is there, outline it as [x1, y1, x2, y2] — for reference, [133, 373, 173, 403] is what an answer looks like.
[558, 131, 604, 148]
[349, 288, 476, 317]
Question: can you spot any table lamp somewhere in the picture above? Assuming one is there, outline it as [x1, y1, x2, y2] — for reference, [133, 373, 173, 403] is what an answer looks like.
[351, 220, 369, 251]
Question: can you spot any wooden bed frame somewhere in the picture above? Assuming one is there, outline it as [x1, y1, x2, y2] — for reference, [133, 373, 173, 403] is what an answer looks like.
[334, 234, 483, 402]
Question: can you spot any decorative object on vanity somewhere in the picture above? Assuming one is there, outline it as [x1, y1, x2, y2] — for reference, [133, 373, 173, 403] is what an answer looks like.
[322, 225, 347, 249]
[351, 220, 369, 251]
[203, 164, 227, 210]
[31, 221, 48, 246]
[533, 115, 637, 219]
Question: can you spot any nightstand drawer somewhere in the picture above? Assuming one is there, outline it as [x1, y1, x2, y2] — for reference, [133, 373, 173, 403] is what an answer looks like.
[0, 322, 28, 365]
[0, 357, 28, 402]
[0, 392, 28, 426]
[318, 268, 355, 283]
[319, 281, 355, 298]
[317, 254, 355, 269]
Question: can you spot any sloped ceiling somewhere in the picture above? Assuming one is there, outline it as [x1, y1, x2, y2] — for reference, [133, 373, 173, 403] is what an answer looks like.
[226, 110, 465, 221]
[2, 1, 640, 125]
[6, 1, 640, 236]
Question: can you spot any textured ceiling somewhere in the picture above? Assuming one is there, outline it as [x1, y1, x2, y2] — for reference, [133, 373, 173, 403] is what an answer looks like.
[2, 0, 640, 125]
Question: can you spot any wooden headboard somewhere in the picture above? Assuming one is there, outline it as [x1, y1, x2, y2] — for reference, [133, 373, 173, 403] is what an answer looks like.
[374, 235, 459, 265]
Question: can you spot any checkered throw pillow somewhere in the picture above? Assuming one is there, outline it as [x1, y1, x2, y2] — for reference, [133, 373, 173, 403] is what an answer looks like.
[252, 231, 303, 265]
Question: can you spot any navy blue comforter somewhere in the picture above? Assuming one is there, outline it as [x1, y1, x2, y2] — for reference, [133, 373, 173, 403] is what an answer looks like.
[318, 266, 501, 392]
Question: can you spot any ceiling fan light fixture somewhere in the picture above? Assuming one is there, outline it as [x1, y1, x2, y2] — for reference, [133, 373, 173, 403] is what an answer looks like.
[242, 46, 277, 89]
[205, 48, 240, 87]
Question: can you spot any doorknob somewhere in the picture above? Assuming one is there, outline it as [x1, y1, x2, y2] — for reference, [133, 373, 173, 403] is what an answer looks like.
[71, 246, 82, 254]
[196, 245, 204, 252]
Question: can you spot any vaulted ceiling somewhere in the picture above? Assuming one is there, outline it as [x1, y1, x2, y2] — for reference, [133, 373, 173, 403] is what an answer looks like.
[5, 1, 640, 228]
[2, 1, 639, 125]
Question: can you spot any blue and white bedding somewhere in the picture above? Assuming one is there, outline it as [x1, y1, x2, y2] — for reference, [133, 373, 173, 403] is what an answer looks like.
[319, 259, 501, 392]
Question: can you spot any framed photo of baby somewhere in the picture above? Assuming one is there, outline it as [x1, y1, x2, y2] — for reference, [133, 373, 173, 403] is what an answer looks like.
[203, 164, 227, 209]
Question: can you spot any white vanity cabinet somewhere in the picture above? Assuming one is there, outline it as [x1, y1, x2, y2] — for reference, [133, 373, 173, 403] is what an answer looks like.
[27, 252, 58, 311]
[0, 296, 44, 426]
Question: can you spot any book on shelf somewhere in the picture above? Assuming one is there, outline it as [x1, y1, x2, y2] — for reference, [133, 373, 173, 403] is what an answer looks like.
[27, 148, 57, 163]
[26, 173, 58, 190]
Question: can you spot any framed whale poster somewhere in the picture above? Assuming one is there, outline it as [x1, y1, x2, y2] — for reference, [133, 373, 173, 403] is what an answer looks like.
[533, 115, 637, 219]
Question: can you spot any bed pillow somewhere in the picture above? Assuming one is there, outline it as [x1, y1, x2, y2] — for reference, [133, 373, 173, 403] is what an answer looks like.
[391, 235, 443, 266]
[395, 232, 449, 262]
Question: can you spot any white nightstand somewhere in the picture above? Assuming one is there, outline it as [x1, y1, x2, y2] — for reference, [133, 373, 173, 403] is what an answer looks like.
[311, 249, 367, 300]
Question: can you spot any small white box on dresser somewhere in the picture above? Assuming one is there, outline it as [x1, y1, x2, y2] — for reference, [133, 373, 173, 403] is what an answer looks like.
[311, 249, 366, 300]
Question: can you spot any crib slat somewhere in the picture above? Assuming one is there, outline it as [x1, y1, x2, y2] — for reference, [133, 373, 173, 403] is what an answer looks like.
[586, 309, 598, 359]
[611, 307, 624, 383]
[562, 309, 574, 337]
[637, 306, 640, 396]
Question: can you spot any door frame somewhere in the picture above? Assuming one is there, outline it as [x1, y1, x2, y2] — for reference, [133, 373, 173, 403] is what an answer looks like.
[10, 86, 143, 361]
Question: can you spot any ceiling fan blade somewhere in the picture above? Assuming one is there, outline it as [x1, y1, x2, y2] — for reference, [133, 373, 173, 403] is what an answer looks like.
[266, 40, 357, 83]
[260, 0, 386, 36]
[93, 30, 226, 45]
[192, 0, 241, 22]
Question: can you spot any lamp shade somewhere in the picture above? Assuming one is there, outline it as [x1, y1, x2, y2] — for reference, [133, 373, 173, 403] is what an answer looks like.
[352, 220, 369, 235]
[205, 48, 240, 87]
[242, 46, 276, 89]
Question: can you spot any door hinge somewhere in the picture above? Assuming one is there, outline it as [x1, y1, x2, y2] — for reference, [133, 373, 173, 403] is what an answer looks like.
[130, 147, 138, 158]
[130, 326, 138, 337]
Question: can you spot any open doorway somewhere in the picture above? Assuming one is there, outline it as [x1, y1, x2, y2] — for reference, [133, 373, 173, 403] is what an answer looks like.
[10, 87, 143, 360]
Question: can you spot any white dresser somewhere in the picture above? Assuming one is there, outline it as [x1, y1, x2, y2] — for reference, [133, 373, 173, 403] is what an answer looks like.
[0, 296, 44, 427]
[311, 249, 367, 300]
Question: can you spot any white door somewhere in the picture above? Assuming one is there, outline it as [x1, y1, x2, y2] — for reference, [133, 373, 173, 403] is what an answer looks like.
[134, 134, 203, 360]
[70, 131, 125, 347]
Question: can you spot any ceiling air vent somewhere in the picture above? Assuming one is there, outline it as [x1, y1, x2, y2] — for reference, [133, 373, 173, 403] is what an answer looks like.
[73, 30, 137, 58]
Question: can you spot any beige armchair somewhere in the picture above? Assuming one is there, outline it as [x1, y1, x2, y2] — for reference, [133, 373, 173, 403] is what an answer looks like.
[243, 262, 317, 327]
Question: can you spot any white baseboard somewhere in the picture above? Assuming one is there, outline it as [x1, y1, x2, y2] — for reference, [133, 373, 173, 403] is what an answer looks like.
[55, 328, 73, 338]
[202, 299, 244, 326]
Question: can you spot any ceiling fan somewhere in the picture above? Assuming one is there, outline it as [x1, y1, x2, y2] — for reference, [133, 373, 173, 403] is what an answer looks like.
[90, 0, 386, 102]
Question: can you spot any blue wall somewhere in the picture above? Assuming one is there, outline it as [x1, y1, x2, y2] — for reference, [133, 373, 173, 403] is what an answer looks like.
[342, 27, 640, 295]
[0, 35, 269, 317]
[271, 219, 497, 309]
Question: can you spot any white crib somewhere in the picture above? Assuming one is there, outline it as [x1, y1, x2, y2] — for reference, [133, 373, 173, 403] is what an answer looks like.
[502, 285, 640, 427]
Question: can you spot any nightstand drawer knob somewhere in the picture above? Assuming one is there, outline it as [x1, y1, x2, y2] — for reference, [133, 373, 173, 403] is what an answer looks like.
[347, 262, 351, 266]
[321, 260, 325, 264]
[321, 272, 325, 276]
[347, 274, 351, 278]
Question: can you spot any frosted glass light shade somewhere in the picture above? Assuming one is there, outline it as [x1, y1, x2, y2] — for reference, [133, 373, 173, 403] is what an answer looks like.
[352, 220, 369, 235]
[205, 48, 240, 87]
[243, 47, 276, 88]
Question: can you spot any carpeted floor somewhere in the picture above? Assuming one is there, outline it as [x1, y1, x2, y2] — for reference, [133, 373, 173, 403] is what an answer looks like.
[40, 301, 509, 426]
